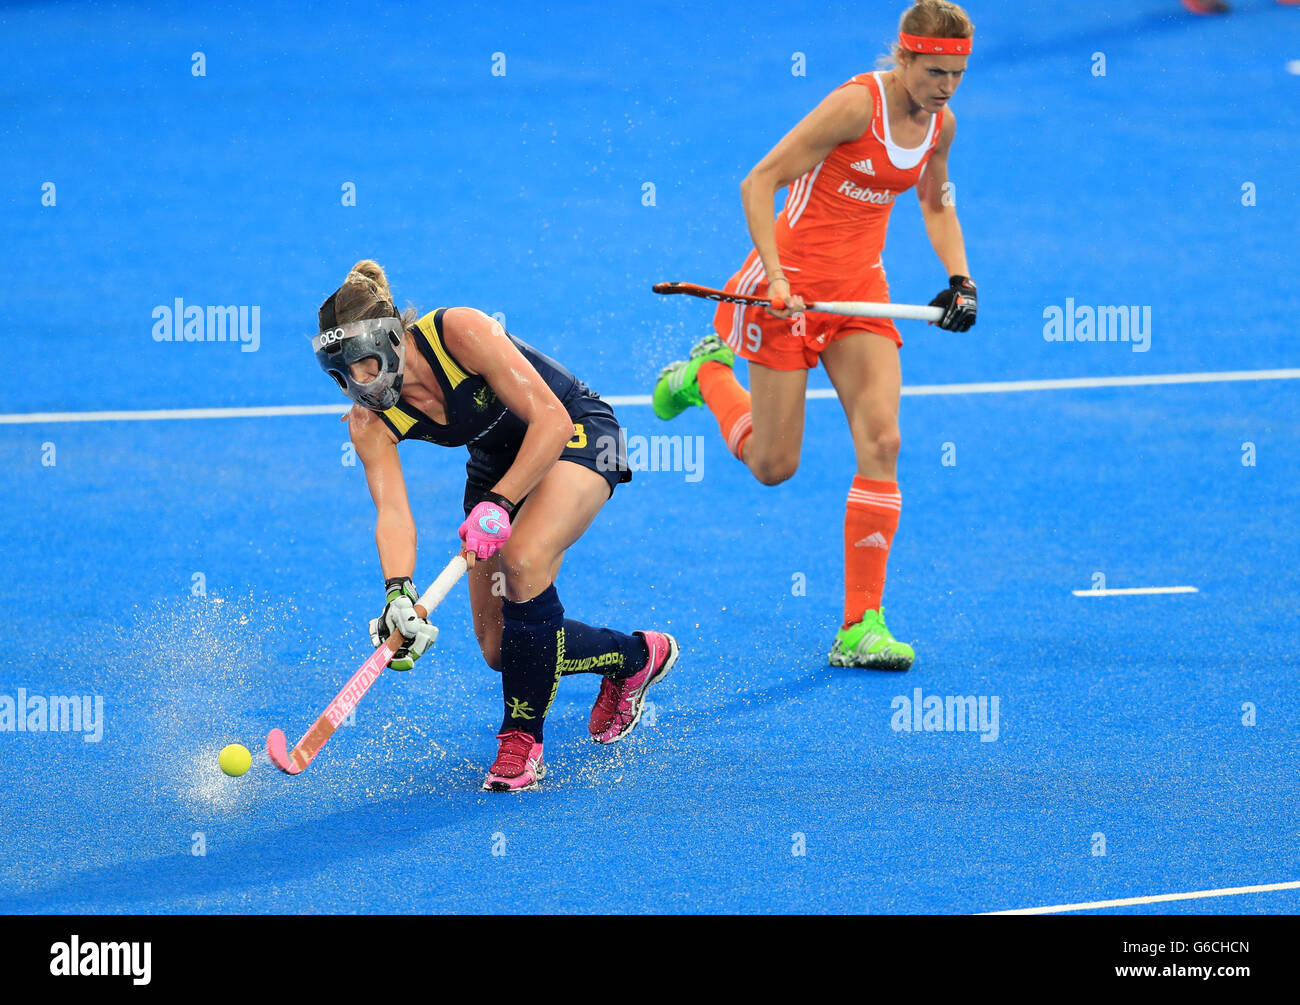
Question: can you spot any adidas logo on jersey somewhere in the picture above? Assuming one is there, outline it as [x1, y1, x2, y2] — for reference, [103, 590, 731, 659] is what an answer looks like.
[836, 179, 896, 205]
[850, 158, 876, 176]
[855, 532, 889, 549]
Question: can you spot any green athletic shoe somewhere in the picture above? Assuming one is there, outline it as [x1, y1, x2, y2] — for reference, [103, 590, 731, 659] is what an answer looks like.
[829, 608, 915, 671]
[652, 335, 735, 420]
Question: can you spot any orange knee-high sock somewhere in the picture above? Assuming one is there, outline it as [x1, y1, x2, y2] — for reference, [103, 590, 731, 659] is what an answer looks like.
[698, 361, 752, 460]
[844, 476, 901, 626]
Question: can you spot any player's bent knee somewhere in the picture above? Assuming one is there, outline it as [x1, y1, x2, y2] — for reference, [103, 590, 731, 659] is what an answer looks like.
[750, 454, 800, 486]
[479, 640, 502, 672]
[500, 544, 557, 602]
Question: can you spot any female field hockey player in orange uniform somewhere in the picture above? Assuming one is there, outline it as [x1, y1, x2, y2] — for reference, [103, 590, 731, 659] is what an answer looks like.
[653, 1, 977, 670]
[314, 261, 678, 791]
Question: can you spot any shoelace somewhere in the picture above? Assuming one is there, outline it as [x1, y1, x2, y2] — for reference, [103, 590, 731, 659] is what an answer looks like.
[493, 732, 534, 773]
[615, 671, 645, 714]
[614, 642, 658, 713]
[850, 612, 893, 654]
[594, 677, 620, 717]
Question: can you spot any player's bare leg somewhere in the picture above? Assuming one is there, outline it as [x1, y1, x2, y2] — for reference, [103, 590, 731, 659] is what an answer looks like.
[496, 460, 607, 602]
[821, 332, 914, 670]
[654, 335, 808, 484]
[467, 554, 505, 670]
[822, 331, 901, 482]
[740, 361, 808, 485]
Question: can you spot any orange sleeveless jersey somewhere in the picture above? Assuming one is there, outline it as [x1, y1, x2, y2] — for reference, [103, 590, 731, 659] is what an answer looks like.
[714, 72, 946, 366]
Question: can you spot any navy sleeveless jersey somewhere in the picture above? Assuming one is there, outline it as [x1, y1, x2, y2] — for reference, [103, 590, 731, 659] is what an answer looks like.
[377, 309, 585, 455]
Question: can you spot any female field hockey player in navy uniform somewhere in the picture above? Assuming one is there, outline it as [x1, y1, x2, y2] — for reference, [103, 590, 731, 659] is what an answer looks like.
[313, 260, 678, 792]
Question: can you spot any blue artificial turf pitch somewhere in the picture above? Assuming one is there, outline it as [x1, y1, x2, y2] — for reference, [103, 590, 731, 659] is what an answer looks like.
[1, 0, 1296, 913]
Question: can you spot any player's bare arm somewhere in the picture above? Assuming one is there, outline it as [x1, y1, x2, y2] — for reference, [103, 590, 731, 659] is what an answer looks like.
[440, 306, 575, 514]
[915, 112, 969, 277]
[913, 110, 977, 331]
[741, 86, 872, 317]
[350, 404, 417, 580]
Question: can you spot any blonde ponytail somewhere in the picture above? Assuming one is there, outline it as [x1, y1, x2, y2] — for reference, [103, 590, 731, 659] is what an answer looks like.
[344, 259, 393, 304]
[320, 258, 418, 329]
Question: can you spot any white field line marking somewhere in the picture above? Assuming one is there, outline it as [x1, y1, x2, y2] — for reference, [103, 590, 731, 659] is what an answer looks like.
[1072, 586, 1198, 597]
[2, 367, 1299, 426]
[983, 879, 1300, 915]
[816, 367, 1300, 399]
[0, 404, 348, 425]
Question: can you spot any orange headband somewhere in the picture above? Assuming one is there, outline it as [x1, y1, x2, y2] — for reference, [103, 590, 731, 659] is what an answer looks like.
[899, 32, 972, 56]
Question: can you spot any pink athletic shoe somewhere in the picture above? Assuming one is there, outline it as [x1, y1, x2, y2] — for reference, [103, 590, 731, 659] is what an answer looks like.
[591, 631, 679, 745]
[482, 731, 545, 792]
[589, 676, 621, 739]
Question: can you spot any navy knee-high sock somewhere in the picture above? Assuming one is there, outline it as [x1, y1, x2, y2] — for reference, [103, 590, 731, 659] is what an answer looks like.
[499, 586, 652, 740]
[558, 619, 649, 680]
[499, 586, 566, 742]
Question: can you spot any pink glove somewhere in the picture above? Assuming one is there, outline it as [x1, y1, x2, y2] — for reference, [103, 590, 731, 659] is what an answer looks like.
[459, 501, 512, 560]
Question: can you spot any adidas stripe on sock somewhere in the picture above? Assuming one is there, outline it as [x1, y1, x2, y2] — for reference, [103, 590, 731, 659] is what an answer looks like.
[844, 476, 901, 626]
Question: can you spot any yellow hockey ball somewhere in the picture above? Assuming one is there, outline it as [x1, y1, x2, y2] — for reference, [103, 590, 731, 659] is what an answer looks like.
[219, 743, 252, 777]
